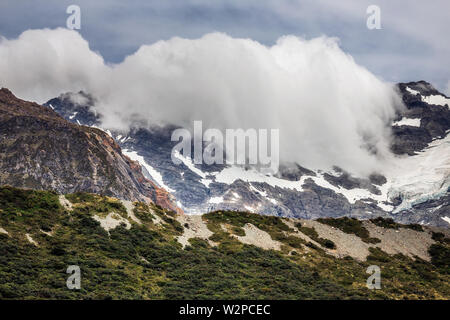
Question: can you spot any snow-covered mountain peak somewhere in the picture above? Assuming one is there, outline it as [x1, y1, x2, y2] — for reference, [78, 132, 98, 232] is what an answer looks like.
[44, 81, 450, 227]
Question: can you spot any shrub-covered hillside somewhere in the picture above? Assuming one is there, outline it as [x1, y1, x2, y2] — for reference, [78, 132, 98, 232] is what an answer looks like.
[0, 186, 448, 299]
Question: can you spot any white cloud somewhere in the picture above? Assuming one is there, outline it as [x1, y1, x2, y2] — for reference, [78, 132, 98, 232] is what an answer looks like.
[0, 28, 402, 176]
[0, 28, 107, 102]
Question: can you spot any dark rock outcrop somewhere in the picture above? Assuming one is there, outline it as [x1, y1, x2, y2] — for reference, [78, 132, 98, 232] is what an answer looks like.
[0, 88, 179, 212]
[393, 81, 450, 155]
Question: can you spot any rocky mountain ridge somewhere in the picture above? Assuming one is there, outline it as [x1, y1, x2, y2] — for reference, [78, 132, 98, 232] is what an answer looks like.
[0, 88, 179, 212]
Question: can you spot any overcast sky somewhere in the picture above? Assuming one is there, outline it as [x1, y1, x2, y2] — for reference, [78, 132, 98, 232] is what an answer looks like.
[0, 0, 449, 91]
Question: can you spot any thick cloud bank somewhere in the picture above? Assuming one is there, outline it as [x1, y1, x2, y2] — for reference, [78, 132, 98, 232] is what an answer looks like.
[0, 28, 402, 175]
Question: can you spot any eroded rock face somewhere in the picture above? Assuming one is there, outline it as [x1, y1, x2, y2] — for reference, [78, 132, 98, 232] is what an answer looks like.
[363, 221, 434, 261]
[0, 88, 179, 212]
[283, 217, 437, 262]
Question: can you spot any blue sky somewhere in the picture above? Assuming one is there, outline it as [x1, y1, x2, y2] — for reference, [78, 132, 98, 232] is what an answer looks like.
[0, 0, 449, 91]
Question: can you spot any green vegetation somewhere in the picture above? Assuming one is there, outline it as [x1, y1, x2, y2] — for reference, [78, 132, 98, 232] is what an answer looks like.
[204, 210, 291, 234]
[65, 192, 127, 218]
[0, 187, 448, 300]
[297, 226, 336, 249]
[133, 202, 155, 223]
[317, 217, 381, 244]
[404, 224, 424, 232]
[0, 186, 61, 233]
[230, 226, 245, 236]
[428, 243, 450, 272]
[370, 217, 423, 232]
[431, 232, 450, 244]
[369, 217, 399, 229]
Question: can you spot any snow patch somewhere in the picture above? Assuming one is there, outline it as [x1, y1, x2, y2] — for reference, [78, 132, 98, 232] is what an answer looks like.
[244, 205, 255, 212]
[209, 196, 223, 204]
[393, 118, 421, 127]
[422, 95, 450, 108]
[406, 87, 421, 96]
[249, 184, 267, 197]
[213, 166, 387, 206]
[389, 135, 450, 213]
[69, 112, 78, 119]
[441, 216, 450, 225]
[215, 166, 307, 191]
[377, 202, 394, 212]
[172, 151, 213, 187]
[249, 184, 277, 205]
[406, 86, 450, 108]
[123, 149, 175, 193]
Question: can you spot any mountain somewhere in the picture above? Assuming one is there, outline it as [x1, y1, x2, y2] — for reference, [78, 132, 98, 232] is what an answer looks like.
[393, 81, 450, 155]
[45, 81, 450, 228]
[0, 185, 448, 299]
[0, 88, 178, 212]
[0, 86, 448, 300]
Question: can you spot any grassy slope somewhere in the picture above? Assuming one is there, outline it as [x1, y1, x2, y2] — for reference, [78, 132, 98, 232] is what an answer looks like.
[0, 186, 448, 300]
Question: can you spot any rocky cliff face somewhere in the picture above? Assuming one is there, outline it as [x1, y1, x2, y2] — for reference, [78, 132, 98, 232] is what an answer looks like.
[0, 88, 179, 212]
[44, 82, 450, 227]
[392, 81, 450, 155]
